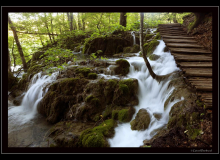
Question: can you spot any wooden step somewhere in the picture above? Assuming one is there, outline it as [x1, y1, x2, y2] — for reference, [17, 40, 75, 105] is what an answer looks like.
[192, 83, 212, 91]
[172, 53, 212, 62]
[161, 33, 187, 36]
[169, 47, 212, 54]
[188, 77, 212, 82]
[163, 38, 198, 43]
[177, 62, 212, 68]
[166, 43, 203, 48]
[182, 68, 212, 77]
[162, 35, 194, 39]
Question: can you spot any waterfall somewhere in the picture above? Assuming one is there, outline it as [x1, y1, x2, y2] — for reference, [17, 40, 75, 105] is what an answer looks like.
[8, 71, 59, 133]
[108, 40, 183, 147]
[131, 31, 136, 46]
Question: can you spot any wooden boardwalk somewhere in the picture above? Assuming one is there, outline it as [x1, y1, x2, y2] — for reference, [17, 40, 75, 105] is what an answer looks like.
[158, 23, 212, 109]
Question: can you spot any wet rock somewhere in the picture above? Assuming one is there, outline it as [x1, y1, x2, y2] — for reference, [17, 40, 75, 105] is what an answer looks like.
[149, 54, 160, 61]
[130, 108, 151, 131]
[153, 112, 162, 120]
[114, 59, 130, 76]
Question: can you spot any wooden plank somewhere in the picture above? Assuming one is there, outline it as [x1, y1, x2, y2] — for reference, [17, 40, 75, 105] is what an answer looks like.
[172, 53, 212, 62]
[163, 38, 198, 43]
[166, 43, 203, 48]
[169, 47, 212, 54]
[162, 35, 194, 39]
[182, 68, 212, 77]
[177, 62, 212, 68]
[194, 85, 212, 91]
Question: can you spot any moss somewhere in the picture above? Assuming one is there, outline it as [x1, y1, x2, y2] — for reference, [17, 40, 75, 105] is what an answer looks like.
[123, 46, 131, 53]
[118, 84, 129, 95]
[154, 32, 161, 40]
[85, 95, 100, 107]
[112, 110, 119, 120]
[145, 34, 154, 41]
[149, 54, 160, 61]
[118, 109, 129, 122]
[196, 100, 204, 107]
[27, 64, 43, 77]
[88, 73, 97, 79]
[75, 67, 91, 77]
[79, 119, 116, 147]
[114, 59, 130, 76]
[130, 44, 140, 53]
[59, 77, 80, 95]
[143, 40, 160, 57]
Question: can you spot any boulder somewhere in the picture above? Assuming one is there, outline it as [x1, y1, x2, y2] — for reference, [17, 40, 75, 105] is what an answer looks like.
[130, 108, 151, 131]
[114, 59, 130, 76]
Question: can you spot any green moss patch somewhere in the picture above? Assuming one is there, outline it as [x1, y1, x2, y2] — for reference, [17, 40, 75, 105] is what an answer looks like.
[79, 119, 117, 147]
[143, 40, 160, 57]
[114, 59, 130, 76]
[88, 73, 97, 79]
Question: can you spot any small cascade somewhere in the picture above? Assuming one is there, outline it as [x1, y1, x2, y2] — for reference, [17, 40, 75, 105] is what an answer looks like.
[108, 40, 183, 147]
[131, 31, 136, 46]
[8, 71, 59, 133]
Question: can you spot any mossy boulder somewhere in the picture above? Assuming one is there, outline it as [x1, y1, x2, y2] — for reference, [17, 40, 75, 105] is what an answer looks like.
[75, 67, 91, 77]
[112, 107, 135, 122]
[88, 73, 97, 79]
[149, 54, 160, 61]
[130, 108, 151, 131]
[143, 40, 160, 57]
[113, 79, 139, 106]
[37, 77, 89, 124]
[83, 36, 131, 55]
[78, 119, 117, 147]
[114, 59, 130, 76]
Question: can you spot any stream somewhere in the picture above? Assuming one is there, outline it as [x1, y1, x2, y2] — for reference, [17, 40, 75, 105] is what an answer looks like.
[8, 39, 183, 147]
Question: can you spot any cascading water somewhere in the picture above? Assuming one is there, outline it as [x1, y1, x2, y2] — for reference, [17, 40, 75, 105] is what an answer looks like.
[8, 71, 59, 133]
[131, 31, 136, 45]
[107, 40, 183, 147]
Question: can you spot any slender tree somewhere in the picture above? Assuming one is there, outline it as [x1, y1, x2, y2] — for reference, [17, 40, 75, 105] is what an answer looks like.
[140, 13, 174, 83]
[8, 15, 27, 72]
[120, 12, 127, 27]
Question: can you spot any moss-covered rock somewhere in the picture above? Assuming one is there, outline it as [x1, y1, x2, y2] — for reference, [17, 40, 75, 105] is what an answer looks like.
[145, 34, 154, 41]
[75, 67, 91, 77]
[113, 107, 135, 122]
[113, 79, 139, 106]
[83, 36, 131, 55]
[149, 54, 160, 61]
[78, 119, 117, 147]
[88, 73, 97, 79]
[154, 32, 161, 40]
[114, 59, 130, 76]
[143, 40, 160, 57]
[130, 108, 151, 131]
[38, 77, 89, 124]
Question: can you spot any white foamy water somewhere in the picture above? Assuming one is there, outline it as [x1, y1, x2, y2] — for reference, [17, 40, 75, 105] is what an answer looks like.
[8, 71, 59, 133]
[108, 40, 183, 147]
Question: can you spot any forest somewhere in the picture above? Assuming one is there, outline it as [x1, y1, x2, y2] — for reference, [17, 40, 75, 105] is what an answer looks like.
[8, 12, 189, 72]
[7, 11, 214, 151]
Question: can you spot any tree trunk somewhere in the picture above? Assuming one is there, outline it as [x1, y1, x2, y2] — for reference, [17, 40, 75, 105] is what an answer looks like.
[140, 13, 175, 83]
[8, 48, 11, 72]
[120, 12, 127, 27]
[69, 13, 74, 31]
[140, 13, 156, 79]
[188, 12, 207, 33]
[50, 13, 55, 42]
[77, 13, 82, 30]
[44, 13, 53, 43]
[173, 13, 178, 23]
[11, 37, 16, 71]
[82, 13, 85, 31]
[8, 15, 27, 72]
